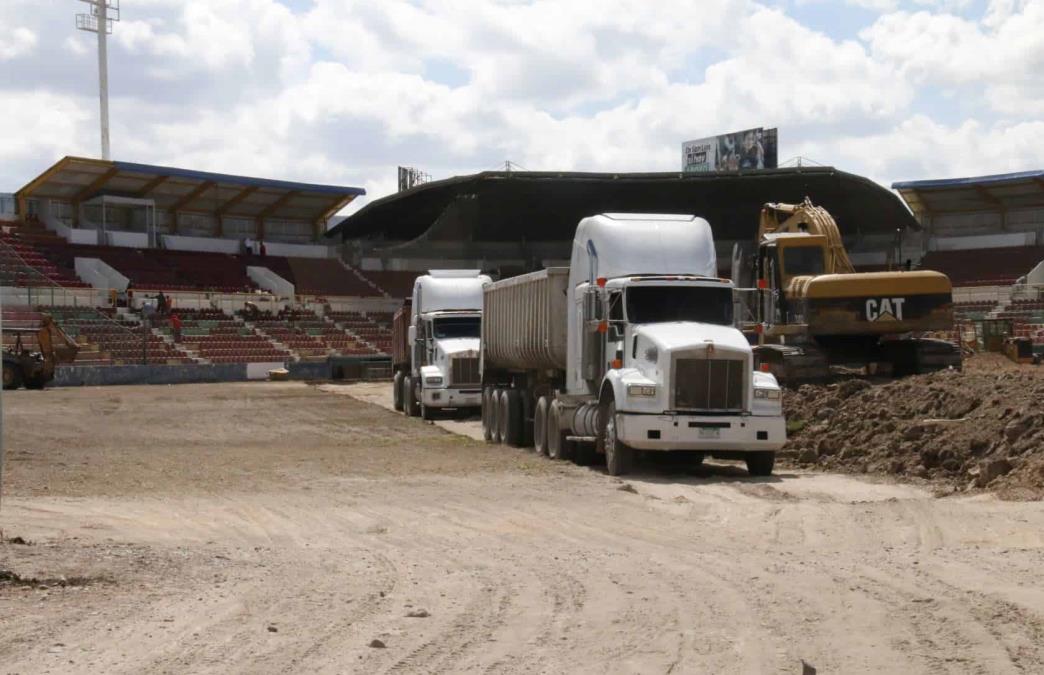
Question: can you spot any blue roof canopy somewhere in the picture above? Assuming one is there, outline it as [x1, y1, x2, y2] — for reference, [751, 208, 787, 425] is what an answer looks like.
[17, 156, 365, 224]
[893, 170, 1044, 216]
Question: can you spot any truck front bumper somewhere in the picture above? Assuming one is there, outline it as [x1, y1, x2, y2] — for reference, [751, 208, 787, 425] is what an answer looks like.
[421, 387, 483, 409]
[616, 412, 786, 452]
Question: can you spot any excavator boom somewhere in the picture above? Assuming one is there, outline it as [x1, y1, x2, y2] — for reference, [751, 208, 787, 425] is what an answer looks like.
[758, 198, 855, 274]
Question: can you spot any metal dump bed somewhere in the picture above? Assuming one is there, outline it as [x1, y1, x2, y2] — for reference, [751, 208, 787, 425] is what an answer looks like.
[482, 268, 569, 372]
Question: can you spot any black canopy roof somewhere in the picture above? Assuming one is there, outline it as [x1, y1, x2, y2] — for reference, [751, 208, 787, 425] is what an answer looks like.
[328, 167, 917, 243]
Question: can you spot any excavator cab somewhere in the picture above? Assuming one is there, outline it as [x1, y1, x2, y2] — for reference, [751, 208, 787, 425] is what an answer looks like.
[755, 233, 829, 326]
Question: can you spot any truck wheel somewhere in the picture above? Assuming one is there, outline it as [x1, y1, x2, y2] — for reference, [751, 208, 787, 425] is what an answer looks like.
[24, 375, 47, 390]
[490, 390, 503, 444]
[404, 376, 420, 417]
[745, 451, 775, 477]
[482, 387, 494, 442]
[533, 396, 549, 455]
[547, 400, 574, 461]
[600, 400, 634, 476]
[3, 363, 22, 390]
[392, 371, 404, 412]
[502, 389, 523, 447]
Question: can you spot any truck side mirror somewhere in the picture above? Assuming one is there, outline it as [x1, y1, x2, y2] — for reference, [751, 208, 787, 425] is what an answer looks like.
[408, 325, 417, 345]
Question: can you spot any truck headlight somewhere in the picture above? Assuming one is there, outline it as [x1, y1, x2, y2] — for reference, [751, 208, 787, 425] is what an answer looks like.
[754, 388, 781, 400]
[424, 376, 444, 386]
[627, 384, 657, 397]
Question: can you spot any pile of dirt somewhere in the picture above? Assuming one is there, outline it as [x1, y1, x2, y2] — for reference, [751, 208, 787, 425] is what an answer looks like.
[782, 364, 1044, 500]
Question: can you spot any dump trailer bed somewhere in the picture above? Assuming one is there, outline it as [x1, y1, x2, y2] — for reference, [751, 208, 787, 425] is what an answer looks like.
[391, 302, 411, 369]
[481, 268, 569, 374]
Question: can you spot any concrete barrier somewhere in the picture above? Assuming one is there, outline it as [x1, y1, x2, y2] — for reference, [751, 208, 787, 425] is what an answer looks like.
[54, 363, 248, 387]
[53, 357, 388, 387]
[288, 360, 333, 380]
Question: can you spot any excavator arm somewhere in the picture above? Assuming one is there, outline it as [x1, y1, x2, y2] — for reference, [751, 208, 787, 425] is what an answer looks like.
[758, 197, 855, 274]
[37, 315, 79, 364]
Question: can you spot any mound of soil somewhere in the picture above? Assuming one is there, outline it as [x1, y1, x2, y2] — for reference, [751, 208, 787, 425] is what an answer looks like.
[782, 361, 1044, 500]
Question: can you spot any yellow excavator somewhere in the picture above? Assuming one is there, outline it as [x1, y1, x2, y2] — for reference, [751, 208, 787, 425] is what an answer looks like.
[3, 315, 79, 389]
[732, 198, 961, 381]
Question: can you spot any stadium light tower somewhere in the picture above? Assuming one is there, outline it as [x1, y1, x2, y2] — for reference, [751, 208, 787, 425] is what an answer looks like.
[75, 1, 121, 161]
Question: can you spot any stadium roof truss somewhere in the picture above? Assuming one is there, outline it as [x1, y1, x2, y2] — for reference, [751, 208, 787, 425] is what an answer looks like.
[893, 170, 1044, 218]
[16, 156, 365, 238]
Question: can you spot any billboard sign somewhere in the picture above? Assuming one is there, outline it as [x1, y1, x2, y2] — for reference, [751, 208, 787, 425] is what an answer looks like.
[683, 127, 778, 172]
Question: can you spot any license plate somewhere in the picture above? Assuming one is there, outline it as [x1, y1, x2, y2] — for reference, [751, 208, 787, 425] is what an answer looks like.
[698, 427, 721, 439]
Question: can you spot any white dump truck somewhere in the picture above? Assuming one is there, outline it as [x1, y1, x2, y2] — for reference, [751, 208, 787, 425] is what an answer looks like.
[480, 213, 786, 476]
[392, 270, 491, 420]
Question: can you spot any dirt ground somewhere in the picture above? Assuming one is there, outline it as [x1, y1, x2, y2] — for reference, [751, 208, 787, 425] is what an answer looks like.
[2, 382, 1044, 674]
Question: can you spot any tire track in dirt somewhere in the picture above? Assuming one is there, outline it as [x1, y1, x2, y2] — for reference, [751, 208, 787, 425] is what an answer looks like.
[385, 569, 512, 674]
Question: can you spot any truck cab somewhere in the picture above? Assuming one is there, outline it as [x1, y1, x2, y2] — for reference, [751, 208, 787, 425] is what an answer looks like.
[397, 270, 490, 419]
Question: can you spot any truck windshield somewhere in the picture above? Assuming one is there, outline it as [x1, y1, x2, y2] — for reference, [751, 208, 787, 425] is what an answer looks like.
[432, 316, 481, 339]
[625, 286, 733, 325]
[782, 246, 825, 276]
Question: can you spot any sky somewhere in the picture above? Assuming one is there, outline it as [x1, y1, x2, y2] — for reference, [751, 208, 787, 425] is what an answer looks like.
[1, 0, 1042, 214]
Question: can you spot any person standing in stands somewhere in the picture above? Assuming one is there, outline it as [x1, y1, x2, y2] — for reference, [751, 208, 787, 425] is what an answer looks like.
[157, 291, 167, 315]
[259, 240, 267, 258]
[170, 312, 182, 343]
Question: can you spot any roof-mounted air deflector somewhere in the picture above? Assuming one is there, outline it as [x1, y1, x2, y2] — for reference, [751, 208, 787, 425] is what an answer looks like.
[427, 269, 483, 278]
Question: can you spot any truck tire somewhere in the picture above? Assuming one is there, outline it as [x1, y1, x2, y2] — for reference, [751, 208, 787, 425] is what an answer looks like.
[392, 371, 404, 412]
[482, 387, 494, 442]
[490, 389, 503, 444]
[533, 396, 549, 455]
[404, 376, 420, 417]
[24, 374, 47, 390]
[3, 363, 22, 391]
[745, 451, 775, 477]
[547, 400, 574, 461]
[600, 400, 634, 476]
[501, 389, 523, 447]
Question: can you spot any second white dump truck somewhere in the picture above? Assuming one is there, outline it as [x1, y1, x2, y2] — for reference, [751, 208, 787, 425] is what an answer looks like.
[481, 213, 786, 476]
[393, 270, 491, 420]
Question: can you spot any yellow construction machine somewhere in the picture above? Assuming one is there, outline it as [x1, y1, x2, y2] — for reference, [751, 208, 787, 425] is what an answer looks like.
[2, 315, 79, 389]
[732, 198, 961, 381]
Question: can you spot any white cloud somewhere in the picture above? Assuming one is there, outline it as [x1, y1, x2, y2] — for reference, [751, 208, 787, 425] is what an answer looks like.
[860, 2, 1044, 84]
[0, 27, 38, 61]
[828, 114, 1044, 184]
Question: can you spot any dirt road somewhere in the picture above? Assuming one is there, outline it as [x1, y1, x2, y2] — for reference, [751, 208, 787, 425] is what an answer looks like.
[2, 383, 1043, 673]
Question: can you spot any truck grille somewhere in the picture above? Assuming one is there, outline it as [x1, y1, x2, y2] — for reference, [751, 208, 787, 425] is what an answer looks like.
[673, 357, 745, 411]
[450, 357, 480, 387]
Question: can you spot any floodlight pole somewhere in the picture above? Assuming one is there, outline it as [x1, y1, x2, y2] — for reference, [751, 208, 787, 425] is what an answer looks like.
[76, 1, 119, 161]
[97, 0, 111, 160]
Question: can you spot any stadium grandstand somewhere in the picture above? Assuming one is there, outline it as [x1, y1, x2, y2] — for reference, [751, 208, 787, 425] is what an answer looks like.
[0, 156, 413, 384]
[893, 170, 1044, 349]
